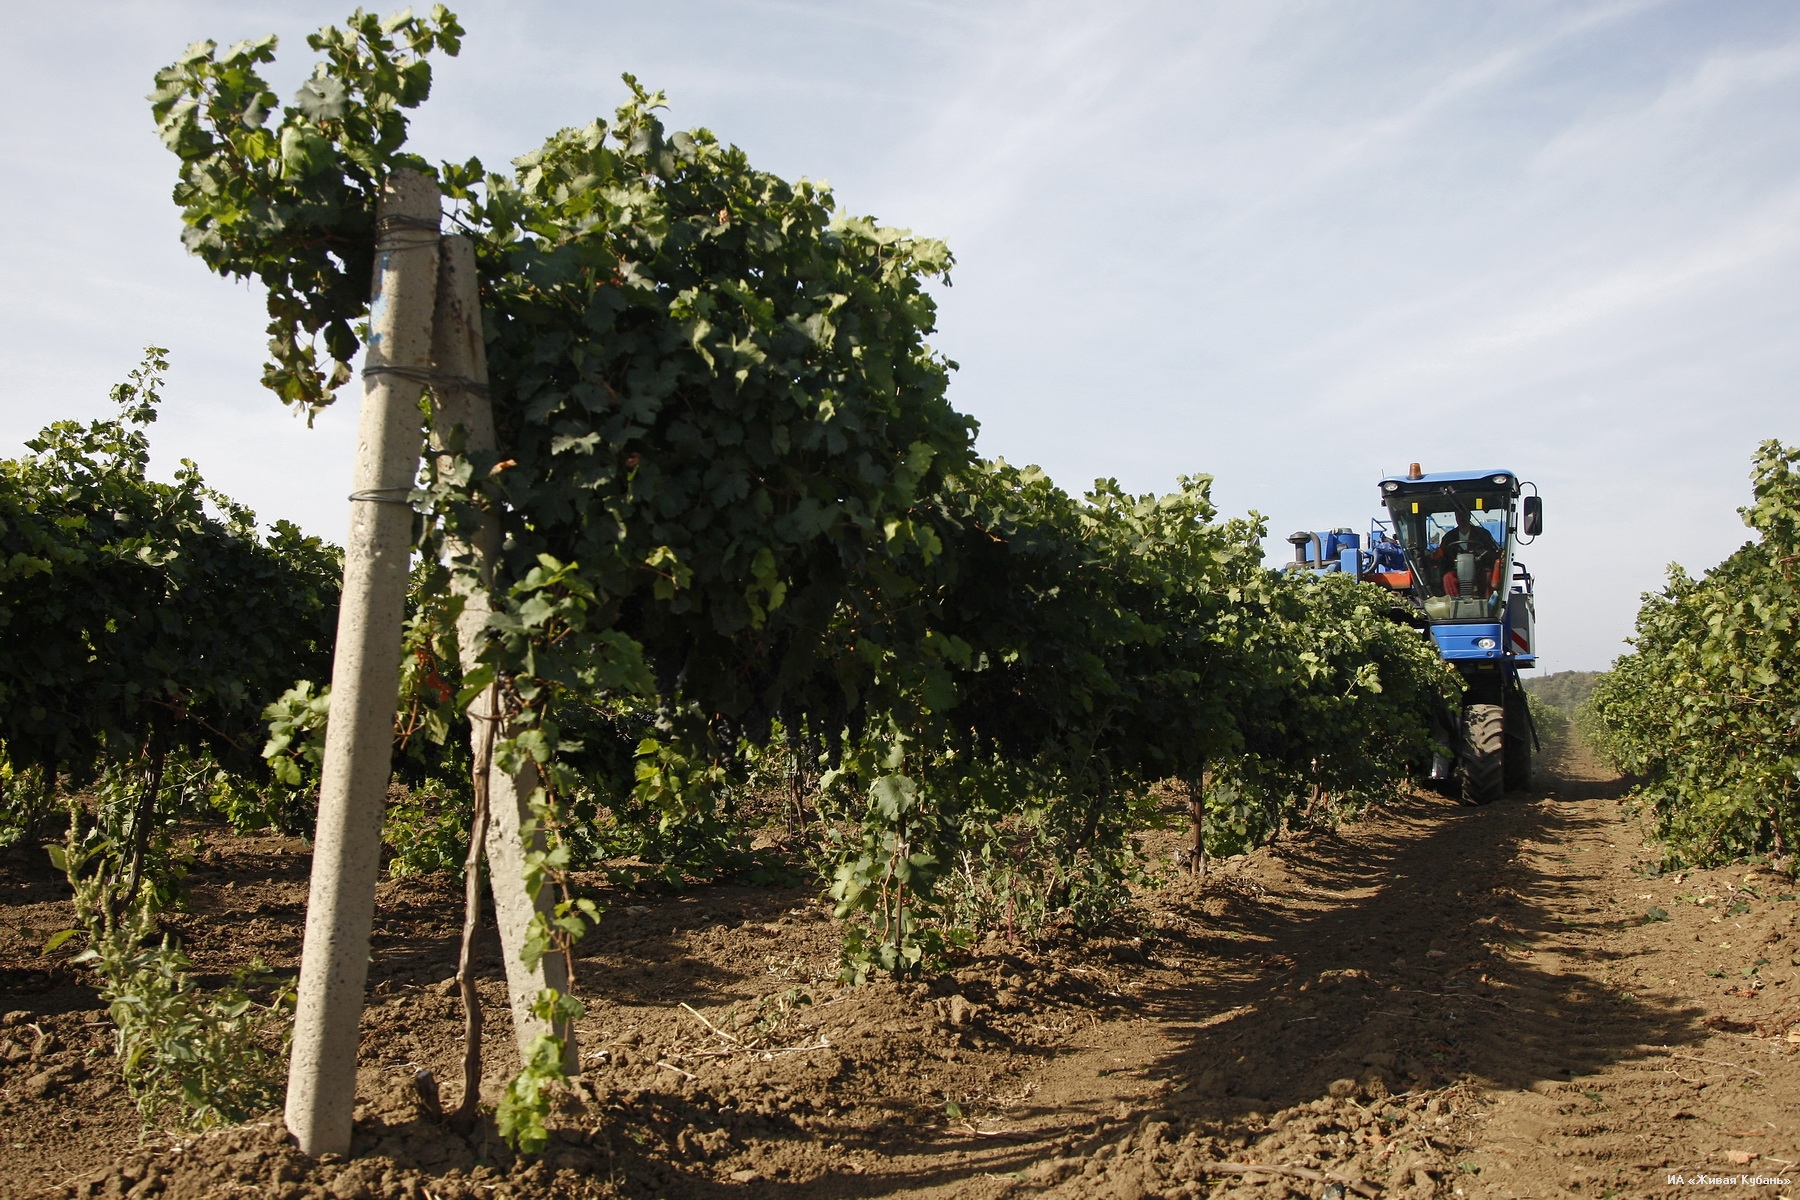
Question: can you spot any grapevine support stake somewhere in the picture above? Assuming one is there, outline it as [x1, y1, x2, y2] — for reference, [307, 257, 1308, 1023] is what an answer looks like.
[119, 724, 167, 911]
[429, 234, 579, 1087]
[1185, 769, 1207, 879]
[448, 702, 490, 1128]
[285, 170, 441, 1158]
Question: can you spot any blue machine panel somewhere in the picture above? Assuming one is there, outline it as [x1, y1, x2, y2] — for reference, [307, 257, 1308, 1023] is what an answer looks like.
[1378, 468, 1513, 488]
[1431, 623, 1506, 661]
[1298, 530, 1361, 567]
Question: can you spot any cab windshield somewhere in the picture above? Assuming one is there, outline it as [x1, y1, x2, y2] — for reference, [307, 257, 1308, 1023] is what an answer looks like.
[1385, 491, 1510, 620]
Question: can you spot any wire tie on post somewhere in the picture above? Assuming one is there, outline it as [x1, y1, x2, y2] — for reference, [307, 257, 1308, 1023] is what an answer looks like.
[376, 214, 444, 233]
[361, 364, 438, 387]
[361, 365, 491, 398]
[374, 213, 443, 250]
[348, 486, 416, 507]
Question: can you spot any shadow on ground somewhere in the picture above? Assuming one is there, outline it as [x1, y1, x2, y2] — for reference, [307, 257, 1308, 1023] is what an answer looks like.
[1130, 752, 1701, 1128]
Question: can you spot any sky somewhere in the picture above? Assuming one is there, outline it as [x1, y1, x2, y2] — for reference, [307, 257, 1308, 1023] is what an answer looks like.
[4, 0, 1798, 673]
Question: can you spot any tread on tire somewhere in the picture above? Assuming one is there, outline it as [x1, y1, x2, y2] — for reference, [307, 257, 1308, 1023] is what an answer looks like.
[1460, 702, 1505, 806]
[1504, 694, 1532, 792]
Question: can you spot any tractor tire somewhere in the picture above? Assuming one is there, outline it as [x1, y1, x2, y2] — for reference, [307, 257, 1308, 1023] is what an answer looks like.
[1460, 703, 1505, 806]
[1504, 692, 1533, 792]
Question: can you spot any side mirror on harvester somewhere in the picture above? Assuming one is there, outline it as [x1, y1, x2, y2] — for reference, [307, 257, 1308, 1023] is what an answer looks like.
[1522, 495, 1542, 537]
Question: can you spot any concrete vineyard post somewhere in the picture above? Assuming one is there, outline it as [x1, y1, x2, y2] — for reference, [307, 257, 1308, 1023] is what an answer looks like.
[482, 742, 579, 1073]
[285, 170, 441, 1158]
[428, 236, 578, 1079]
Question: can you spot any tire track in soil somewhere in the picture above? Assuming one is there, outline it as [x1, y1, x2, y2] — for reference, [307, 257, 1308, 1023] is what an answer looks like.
[987, 736, 1800, 1199]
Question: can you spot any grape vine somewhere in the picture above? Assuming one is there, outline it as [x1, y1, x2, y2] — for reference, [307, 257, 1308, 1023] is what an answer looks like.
[1590, 441, 1800, 866]
[0, 349, 340, 881]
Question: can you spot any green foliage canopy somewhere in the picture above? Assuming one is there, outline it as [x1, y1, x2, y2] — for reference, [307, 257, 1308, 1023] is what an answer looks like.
[0, 350, 341, 785]
[1591, 441, 1800, 864]
[152, 6, 1458, 933]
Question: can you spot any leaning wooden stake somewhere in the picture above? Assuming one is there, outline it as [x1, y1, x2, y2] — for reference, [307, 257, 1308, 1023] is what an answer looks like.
[449, 696, 492, 1127]
[285, 170, 440, 1158]
[1185, 766, 1207, 879]
[428, 235, 578, 1103]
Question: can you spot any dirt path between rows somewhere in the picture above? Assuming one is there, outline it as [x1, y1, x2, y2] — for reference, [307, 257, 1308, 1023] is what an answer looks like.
[830, 735, 1800, 1200]
[5, 737, 1799, 1198]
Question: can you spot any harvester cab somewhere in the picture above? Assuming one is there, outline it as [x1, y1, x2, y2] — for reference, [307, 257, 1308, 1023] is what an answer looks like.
[1286, 464, 1542, 805]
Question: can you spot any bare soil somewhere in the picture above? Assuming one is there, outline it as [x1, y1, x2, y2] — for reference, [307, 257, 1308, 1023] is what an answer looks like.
[4, 737, 1798, 1199]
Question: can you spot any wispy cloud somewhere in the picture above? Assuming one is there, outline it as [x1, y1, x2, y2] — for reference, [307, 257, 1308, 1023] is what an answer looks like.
[1538, 35, 1800, 172]
[1277, 0, 1668, 190]
[1307, 180, 1800, 414]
